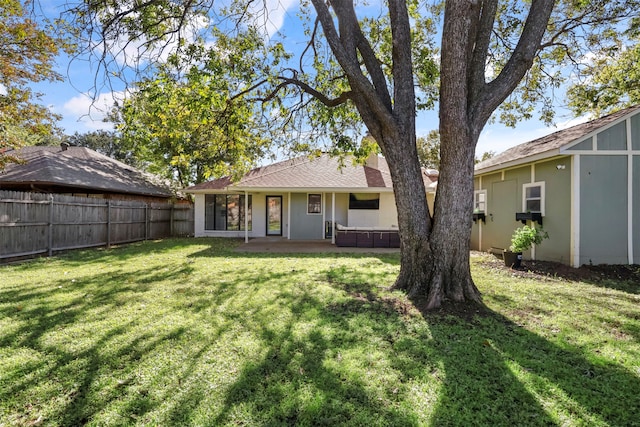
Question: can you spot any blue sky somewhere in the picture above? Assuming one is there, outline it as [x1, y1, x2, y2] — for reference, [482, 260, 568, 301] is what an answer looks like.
[33, 0, 588, 157]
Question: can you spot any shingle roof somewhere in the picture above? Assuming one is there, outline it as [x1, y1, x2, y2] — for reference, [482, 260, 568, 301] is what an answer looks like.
[0, 145, 173, 197]
[185, 153, 438, 192]
[475, 105, 640, 173]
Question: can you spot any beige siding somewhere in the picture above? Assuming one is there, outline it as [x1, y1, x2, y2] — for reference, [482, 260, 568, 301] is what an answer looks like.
[378, 193, 399, 228]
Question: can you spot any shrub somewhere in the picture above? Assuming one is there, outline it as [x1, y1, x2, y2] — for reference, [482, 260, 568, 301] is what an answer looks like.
[509, 225, 549, 253]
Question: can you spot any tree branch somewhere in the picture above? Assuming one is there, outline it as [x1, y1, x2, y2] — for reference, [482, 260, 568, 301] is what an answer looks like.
[474, 0, 555, 129]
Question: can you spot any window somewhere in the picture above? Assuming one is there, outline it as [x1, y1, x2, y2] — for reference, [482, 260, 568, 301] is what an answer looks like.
[349, 193, 380, 210]
[204, 194, 252, 231]
[523, 182, 545, 215]
[307, 193, 322, 214]
[473, 190, 487, 213]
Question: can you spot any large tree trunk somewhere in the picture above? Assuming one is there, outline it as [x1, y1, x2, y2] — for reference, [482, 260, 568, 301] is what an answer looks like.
[379, 129, 432, 297]
[386, 122, 481, 309]
[311, 0, 554, 310]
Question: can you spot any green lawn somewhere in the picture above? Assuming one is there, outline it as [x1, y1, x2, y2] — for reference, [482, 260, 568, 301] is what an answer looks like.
[1, 238, 639, 426]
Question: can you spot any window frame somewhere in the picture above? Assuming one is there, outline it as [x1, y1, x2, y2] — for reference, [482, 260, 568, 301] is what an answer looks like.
[204, 194, 252, 231]
[473, 189, 487, 213]
[307, 193, 322, 215]
[348, 193, 380, 210]
[522, 182, 545, 216]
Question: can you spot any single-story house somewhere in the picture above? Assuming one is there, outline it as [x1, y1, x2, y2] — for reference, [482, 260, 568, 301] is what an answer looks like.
[472, 105, 640, 267]
[184, 153, 438, 246]
[0, 144, 174, 202]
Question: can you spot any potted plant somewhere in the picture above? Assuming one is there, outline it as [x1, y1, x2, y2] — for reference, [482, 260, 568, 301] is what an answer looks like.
[504, 225, 549, 268]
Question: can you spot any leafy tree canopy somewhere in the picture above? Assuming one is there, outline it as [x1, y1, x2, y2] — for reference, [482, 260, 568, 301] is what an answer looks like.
[0, 0, 73, 169]
[112, 28, 277, 187]
[66, 129, 137, 164]
[417, 130, 440, 170]
[567, 29, 640, 116]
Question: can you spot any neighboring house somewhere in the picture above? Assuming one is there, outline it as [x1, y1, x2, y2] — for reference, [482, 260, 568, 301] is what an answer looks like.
[0, 144, 173, 202]
[473, 105, 640, 267]
[184, 153, 438, 245]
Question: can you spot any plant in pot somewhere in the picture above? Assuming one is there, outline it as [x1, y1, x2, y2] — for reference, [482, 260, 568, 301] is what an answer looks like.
[504, 225, 549, 268]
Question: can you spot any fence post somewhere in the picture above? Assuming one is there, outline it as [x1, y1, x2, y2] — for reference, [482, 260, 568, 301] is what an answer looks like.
[145, 204, 149, 240]
[107, 200, 111, 248]
[170, 204, 175, 237]
[48, 194, 54, 257]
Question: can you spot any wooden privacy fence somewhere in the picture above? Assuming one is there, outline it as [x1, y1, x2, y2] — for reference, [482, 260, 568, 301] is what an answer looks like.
[0, 190, 194, 261]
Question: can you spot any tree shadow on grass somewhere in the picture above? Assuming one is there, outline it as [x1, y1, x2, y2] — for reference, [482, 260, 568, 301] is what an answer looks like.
[0, 259, 197, 425]
[412, 299, 640, 426]
[207, 287, 420, 426]
[204, 261, 639, 426]
[5, 239, 636, 425]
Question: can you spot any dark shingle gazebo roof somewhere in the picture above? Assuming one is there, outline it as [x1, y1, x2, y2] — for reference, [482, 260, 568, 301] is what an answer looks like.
[0, 145, 172, 198]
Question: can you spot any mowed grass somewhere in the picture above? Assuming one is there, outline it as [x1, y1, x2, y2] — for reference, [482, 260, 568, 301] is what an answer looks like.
[1, 238, 639, 426]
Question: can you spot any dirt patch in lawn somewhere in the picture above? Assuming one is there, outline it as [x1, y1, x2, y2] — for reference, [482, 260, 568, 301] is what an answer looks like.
[475, 251, 640, 287]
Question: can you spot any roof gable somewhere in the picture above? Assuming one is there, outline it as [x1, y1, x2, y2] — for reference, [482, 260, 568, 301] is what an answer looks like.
[185, 153, 439, 192]
[475, 105, 640, 173]
[187, 154, 393, 191]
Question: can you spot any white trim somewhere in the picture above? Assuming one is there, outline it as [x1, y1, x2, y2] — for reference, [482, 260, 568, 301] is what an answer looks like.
[628, 154, 634, 264]
[627, 117, 640, 154]
[244, 191, 249, 243]
[477, 150, 562, 175]
[477, 154, 569, 177]
[306, 193, 322, 215]
[531, 163, 536, 183]
[561, 109, 640, 151]
[560, 150, 640, 156]
[187, 186, 394, 194]
[287, 192, 291, 239]
[321, 193, 326, 239]
[522, 181, 546, 216]
[478, 176, 483, 251]
[331, 192, 336, 244]
[531, 165, 536, 260]
[627, 120, 634, 264]
[571, 155, 581, 267]
[473, 189, 487, 213]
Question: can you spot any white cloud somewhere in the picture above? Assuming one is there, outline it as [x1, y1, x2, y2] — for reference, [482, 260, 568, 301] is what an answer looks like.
[0, 83, 6, 96]
[249, 0, 298, 38]
[62, 91, 126, 131]
[98, 12, 210, 67]
[554, 113, 592, 130]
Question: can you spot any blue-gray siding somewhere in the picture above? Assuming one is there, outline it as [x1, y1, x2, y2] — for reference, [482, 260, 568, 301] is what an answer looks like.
[289, 193, 324, 239]
[580, 156, 629, 265]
